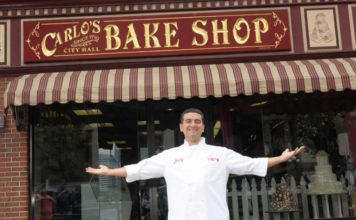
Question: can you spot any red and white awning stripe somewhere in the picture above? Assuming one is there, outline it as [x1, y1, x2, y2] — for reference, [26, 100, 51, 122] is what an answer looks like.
[4, 57, 356, 109]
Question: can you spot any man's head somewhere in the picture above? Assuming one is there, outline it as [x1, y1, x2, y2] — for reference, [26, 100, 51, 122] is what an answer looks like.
[179, 108, 205, 145]
[179, 108, 204, 123]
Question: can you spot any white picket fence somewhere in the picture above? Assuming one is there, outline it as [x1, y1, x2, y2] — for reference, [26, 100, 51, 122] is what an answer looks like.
[228, 175, 355, 220]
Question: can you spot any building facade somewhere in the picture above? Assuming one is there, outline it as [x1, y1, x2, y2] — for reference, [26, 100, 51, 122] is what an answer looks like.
[1, 0, 356, 219]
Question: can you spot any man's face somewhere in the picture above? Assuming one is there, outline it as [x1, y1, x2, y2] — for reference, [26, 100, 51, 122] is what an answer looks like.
[179, 112, 205, 144]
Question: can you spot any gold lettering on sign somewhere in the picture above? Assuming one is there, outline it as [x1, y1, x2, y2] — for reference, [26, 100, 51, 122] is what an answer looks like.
[105, 22, 180, 50]
[104, 24, 121, 50]
[92, 21, 101, 34]
[123, 23, 141, 49]
[164, 22, 179, 48]
[191, 17, 271, 46]
[41, 33, 57, 56]
[24, 11, 289, 60]
[252, 18, 268, 44]
[232, 18, 250, 45]
[37, 20, 102, 57]
[144, 23, 161, 48]
[211, 19, 229, 45]
[192, 20, 208, 46]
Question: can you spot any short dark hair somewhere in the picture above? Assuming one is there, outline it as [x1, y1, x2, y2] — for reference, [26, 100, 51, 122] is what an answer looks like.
[180, 108, 204, 123]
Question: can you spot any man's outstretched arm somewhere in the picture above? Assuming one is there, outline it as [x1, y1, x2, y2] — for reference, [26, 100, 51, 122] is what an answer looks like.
[86, 165, 127, 177]
[267, 146, 305, 168]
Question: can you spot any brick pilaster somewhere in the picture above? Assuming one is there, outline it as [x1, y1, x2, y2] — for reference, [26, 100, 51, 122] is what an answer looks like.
[0, 75, 29, 220]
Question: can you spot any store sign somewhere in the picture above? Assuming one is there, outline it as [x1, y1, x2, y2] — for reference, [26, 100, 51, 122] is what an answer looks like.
[23, 9, 291, 63]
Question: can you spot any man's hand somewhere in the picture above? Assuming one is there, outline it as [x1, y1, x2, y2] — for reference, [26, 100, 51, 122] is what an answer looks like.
[280, 146, 305, 162]
[268, 145, 305, 168]
[85, 165, 127, 177]
[86, 165, 109, 175]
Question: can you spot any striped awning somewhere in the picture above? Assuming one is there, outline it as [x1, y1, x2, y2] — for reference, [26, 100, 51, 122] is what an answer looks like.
[4, 57, 356, 109]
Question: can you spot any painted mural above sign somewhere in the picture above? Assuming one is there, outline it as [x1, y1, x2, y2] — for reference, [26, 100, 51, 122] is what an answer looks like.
[23, 9, 291, 63]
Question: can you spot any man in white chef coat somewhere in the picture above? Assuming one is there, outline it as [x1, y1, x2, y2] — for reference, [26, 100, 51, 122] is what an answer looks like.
[86, 108, 304, 220]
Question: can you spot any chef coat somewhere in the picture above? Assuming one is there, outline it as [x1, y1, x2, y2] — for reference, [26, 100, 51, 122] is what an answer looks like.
[125, 138, 268, 220]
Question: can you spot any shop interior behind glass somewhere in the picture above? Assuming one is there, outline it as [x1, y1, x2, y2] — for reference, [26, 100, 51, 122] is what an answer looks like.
[29, 90, 356, 220]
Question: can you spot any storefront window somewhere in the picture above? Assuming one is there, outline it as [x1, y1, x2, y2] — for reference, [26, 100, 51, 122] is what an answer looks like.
[30, 98, 221, 220]
[31, 102, 142, 220]
[32, 105, 91, 220]
[223, 91, 356, 218]
[223, 92, 356, 181]
[30, 92, 356, 219]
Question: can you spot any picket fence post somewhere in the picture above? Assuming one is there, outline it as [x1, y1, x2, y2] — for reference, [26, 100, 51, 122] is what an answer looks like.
[340, 176, 350, 217]
[300, 176, 310, 219]
[230, 179, 240, 220]
[241, 178, 250, 220]
[261, 178, 269, 220]
[290, 176, 300, 220]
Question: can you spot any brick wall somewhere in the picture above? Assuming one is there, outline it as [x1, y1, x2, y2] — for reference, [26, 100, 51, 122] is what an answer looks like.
[0, 75, 29, 220]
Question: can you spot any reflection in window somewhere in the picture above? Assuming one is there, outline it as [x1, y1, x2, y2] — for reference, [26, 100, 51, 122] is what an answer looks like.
[31, 102, 141, 220]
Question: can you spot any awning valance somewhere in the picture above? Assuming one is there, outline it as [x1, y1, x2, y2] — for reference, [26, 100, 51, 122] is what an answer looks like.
[4, 58, 356, 109]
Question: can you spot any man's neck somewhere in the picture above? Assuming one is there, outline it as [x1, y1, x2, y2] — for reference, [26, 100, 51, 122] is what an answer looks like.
[186, 137, 202, 146]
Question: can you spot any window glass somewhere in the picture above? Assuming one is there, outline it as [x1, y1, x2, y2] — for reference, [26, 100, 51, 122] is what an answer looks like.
[30, 91, 356, 220]
[31, 102, 142, 220]
[30, 98, 217, 220]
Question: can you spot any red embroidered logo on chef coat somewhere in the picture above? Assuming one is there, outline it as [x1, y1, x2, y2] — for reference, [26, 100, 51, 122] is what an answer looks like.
[173, 158, 184, 164]
[208, 157, 220, 162]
